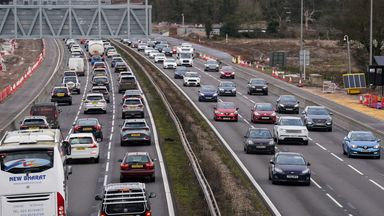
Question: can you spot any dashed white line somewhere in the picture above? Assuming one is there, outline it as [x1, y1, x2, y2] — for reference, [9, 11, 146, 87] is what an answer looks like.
[348, 165, 364, 176]
[107, 151, 110, 160]
[243, 119, 250, 124]
[105, 162, 109, 172]
[103, 175, 108, 186]
[315, 143, 327, 151]
[369, 179, 384, 191]
[326, 193, 343, 208]
[308, 137, 313, 141]
[311, 178, 322, 189]
[330, 153, 344, 162]
[109, 134, 113, 141]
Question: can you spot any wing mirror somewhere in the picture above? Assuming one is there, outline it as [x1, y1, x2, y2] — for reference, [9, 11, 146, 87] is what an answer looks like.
[377, 139, 381, 143]
[149, 192, 157, 198]
[307, 162, 311, 166]
[269, 160, 274, 164]
[118, 159, 123, 162]
[95, 195, 102, 201]
[62, 141, 71, 156]
[67, 165, 73, 175]
[329, 112, 333, 115]
[301, 111, 306, 115]
[213, 106, 217, 110]
[244, 135, 248, 138]
[236, 108, 239, 110]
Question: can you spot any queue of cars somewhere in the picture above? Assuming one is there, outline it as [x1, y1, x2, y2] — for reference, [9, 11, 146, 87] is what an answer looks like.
[132, 38, 382, 188]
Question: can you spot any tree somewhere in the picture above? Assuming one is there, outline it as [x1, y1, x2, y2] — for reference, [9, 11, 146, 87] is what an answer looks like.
[205, 19, 213, 39]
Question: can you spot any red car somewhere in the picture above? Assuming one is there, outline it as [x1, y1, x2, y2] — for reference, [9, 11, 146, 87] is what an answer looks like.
[213, 102, 239, 121]
[120, 152, 155, 182]
[251, 103, 277, 124]
[220, 66, 235, 79]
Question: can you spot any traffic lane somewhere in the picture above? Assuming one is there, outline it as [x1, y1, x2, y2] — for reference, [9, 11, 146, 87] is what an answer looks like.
[147, 59, 349, 216]
[0, 39, 63, 126]
[105, 57, 169, 216]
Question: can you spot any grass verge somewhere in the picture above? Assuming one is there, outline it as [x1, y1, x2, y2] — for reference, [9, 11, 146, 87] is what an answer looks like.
[116, 45, 208, 215]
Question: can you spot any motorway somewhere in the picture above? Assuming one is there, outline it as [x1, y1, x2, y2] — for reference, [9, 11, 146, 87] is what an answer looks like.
[124, 40, 384, 216]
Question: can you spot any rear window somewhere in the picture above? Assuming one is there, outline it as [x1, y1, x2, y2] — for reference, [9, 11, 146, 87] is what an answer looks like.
[124, 122, 146, 129]
[124, 100, 141, 105]
[105, 200, 145, 214]
[92, 88, 107, 93]
[23, 119, 46, 125]
[0, 149, 54, 174]
[31, 106, 55, 113]
[64, 77, 77, 83]
[78, 119, 98, 126]
[87, 95, 103, 101]
[69, 137, 93, 145]
[126, 155, 149, 163]
[94, 77, 108, 82]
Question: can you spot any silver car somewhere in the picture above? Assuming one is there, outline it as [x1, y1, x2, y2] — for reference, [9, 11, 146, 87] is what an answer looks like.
[120, 119, 151, 146]
[122, 98, 144, 119]
[83, 93, 107, 114]
[62, 76, 81, 94]
[91, 86, 110, 103]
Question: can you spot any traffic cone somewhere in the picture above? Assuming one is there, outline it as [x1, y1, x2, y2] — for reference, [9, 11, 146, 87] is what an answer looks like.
[282, 74, 286, 80]
[288, 76, 292, 83]
[297, 79, 304, 87]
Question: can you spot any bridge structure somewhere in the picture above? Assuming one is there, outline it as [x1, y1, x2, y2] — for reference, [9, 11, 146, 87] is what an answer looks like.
[0, 0, 151, 39]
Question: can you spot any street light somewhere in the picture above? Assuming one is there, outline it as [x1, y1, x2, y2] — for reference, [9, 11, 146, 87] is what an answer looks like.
[181, 13, 186, 35]
[344, 35, 352, 73]
[299, 0, 304, 79]
[369, 0, 373, 65]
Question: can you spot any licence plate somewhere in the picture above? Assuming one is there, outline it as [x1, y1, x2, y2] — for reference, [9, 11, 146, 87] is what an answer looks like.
[83, 127, 93, 131]
[205, 97, 212, 99]
[223, 117, 231, 120]
[256, 146, 266, 149]
[131, 133, 140, 137]
[261, 117, 270, 120]
[57, 93, 65, 97]
[131, 164, 143, 168]
[29, 127, 39, 130]
[92, 102, 97, 104]
[286, 175, 298, 179]
[76, 147, 86, 150]
[286, 108, 293, 110]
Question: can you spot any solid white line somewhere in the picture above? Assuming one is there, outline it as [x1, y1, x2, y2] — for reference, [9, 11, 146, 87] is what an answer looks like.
[250, 100, 255, 104]
[315, 143, 327, 151]
[348, 164, 364, 175]
[243, 119, 251, 125]
[308, 137, 313, 141]
[311, 178, 322, 189]
[330, 153, 344, 162]
[326, 193, 343, 208]
[105, 162, 109, 172]
[369, 179, 384, 191]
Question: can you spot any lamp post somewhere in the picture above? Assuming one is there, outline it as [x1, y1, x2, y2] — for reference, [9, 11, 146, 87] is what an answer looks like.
[299, 0, 304, 79]
[181, 13, 185, 34]
[344, 35, 351, 73]
[369, 0, 373, 65]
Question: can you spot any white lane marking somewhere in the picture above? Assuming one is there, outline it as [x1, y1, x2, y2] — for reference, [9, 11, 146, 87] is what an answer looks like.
[107, 151, 111, 160]
[330, 153, 344, 162]
[109, 134, 113, 141]
[348, 165, 364, 176]
[243, 119, 250, 124]
[103, 175, 108, 186]
[326, 193, 343, 208]
[311, 178, 322, 189]
[250, 100, 255, 104]
[308, 137, 313, 141]
[315, 143, 327, 151]
[108, 141, 111, 150]
[369, 179, 384, 191]
[105, 161, 109, 172]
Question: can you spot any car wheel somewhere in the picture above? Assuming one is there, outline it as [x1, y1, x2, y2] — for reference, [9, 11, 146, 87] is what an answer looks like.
[69, 101, 72, 105]
[150, 174, 155, 182]
[120, 141, 125, 146]
[84, 110, 87, 114]
[296, 110, 300, 114]
[141, 113, 145, 118]
[120, 176, 125, 182]
[198, 98, 201, 102]
[270, 149, 275, 155]
[122, 114, 125, 119]
[264, 92, 268, 96]
[376, 155, 381, 159]
[347, 149, 352, 158]
[305, 181, 311, 186]
[328, 127, 333, 132]
[268, 172, 272, 180]
[342, 144, 347, 155]
[303, 140, 309, 145]
[104, 110, 107, 114]
[245, 146, 250, 154]
[247, 90, 250, 95]
[93, 156, 100, 163]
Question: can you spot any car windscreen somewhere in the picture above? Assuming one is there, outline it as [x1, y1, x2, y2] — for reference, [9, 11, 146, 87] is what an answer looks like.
[105, 202, 145, 214]
[116, 63, 127, 67]
[69, 137, 93, 145]
[165, 59, 175, 63]
[185, 73, 199, 77]
[87, 95, 103, 101]
[94, 63, 105, 67]
[201, 85, 215, 92]
[23, 118, 45, 125]
[276, 155, 306, 165]
[64, 77, 77, 83]
[251, 79, 266, 85]
[93, 56, 102, 60]
[350, 132, 376, 141]
[307, 108, 329, 115]
[0, 149, 54, 174]
[249, 129, 272, 139]
[64, 72, 76, 76]
[222, 66, 233, 71]
[220, 82, 235, 87]
[255, 104, 273, 111]
[94, 77, 108, 83]
[78, 119, 98, 126]
[113, 58, 123, 62]
[280, 96, 297, 103]
[31, 106, 55, 114]
[94, 71, 107, 76]
[280, 118, 303, 126]
[92, 88, 107, 93]
[217, 102, 235, 109]
[124, 122, 147, 129]
[126, 155, 149, 163]
[124, 100, 141, 105]
[180, 53, 192, 58]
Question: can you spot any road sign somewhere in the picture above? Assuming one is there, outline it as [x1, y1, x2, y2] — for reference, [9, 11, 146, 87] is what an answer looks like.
[299, 49, 310, 66]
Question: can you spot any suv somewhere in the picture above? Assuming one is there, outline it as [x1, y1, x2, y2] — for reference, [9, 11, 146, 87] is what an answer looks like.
[95, 183, 156, 216]
[302, 106, 333, 131]
[51, 86, 72, 105]
[118, 75, 138, 93]
[19, 116, 50, 130]
[30, 102, 60, 128]
[62, 76, 81, 94]
[114, 62, 129, 73]
[83, 93, 107, 114]
[92, 76, 110, 91]
[273, 116, 309, 145]
[122, 98, 144, 119]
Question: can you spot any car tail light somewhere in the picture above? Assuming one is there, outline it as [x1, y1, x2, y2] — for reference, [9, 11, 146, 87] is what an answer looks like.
[138, 105, 144, 108]
[95, 124, 102, 131]
[254, 112, 260, 116]
[57, 192, 66, 216]
[145, 162, 154, 170]
[20, 125, 27, 129]
[120, 163, 129, 170]
[122, 105, 128, 108]
[99, 212, 107, 216]
[89, 143, 97, 148]
[73, 125, 80, 132]
[145, 211, 152, 216]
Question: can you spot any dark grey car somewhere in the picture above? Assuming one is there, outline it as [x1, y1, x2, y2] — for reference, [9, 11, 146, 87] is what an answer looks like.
[174, 66, 188, 79]
[247, 78, 268, 95]
[204, 59, 220, 72]
[244, 128, 275, 154]
[218, 81, 236, 96]
[302, 106, 333, 131]
[276, 95, 300, 114]
[120, 119, 151, 146]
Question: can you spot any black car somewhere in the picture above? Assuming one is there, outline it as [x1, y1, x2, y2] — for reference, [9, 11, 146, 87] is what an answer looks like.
[198, 85, 218, 102]
[269, 152, 311, 185]
[73, 118, 103, 141]
[218, 81, 236, 96]
[162, 47, 173, 56]
[302, 106, 333, 131]
[244, 128, 275, 154]
[155, 44, 167, 52]
[276, 95, 300, 114]
[174, 66, 188, 79]
[204, 59, 220, 72]
[247, 78, 268, 95]
[51, 86, 72, 105]
[92, 76, 110, 91]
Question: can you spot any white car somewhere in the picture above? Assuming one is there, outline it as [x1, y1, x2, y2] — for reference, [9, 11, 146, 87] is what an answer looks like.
[83, 93, 107, 114]
[183, 72, 200, 87]
[154, 53, 166, 63]
[149, 50, 160, 58]
[144, 47, 154, 55]
[273, 116, 309, 145]
[163, 58, 177, 69]
[67, 133, 100, 163]
[62, 76, 81, 94]
[119, 71, 134, 79]
[137, 43, 147, 51]
[107, 49, 118, 58]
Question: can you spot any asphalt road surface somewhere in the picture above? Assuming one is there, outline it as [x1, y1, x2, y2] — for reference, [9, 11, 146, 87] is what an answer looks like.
[128, 42, 384, 216]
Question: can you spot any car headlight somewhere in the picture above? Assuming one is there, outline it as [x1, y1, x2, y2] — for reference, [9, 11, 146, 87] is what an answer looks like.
[262, 86, 267, 89]
[268, 140, 275, 145]
[274, 168, 283, 173]
[219, 88, 224, 92]
[247, 140, 253, 145]
[294, 104, 299, 107]
[234, 111, 238, 114]
[374, 144, 380, 149]
[279, 104, 285, 107]
[351, 144, 358, 148]
[307, 121, 313, 125]
[271, 112, 276, 116]
[232, 88, 236, 92]
[215, 110, 221, 114]
[213, 93, 218, 96]
[253, 112, 260, 116]
[199, 93, 204, 96]
[301, 168, 310, 174]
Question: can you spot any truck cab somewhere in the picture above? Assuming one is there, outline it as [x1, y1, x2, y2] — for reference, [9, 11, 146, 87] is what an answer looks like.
[176, 46, 194, 67]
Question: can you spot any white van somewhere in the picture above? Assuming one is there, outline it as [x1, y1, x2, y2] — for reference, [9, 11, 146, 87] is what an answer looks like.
[68, 57, 85, 76]
[0, 129, 72, 216]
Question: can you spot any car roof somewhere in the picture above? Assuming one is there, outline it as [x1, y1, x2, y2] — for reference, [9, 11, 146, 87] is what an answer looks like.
[124, 119, 147, 123]
[124, 90, 142, 94]
[186, 71, 198, 74]
[77, 117, 98, 122]
[32, 102, 57, 107]
[126, 152, 149, 156]
[121, 75, 135, 78]
[104, 182, 146, 192]
[276, 152, 304, 157]
[23, 116, 47, 120]
[249, 127, 270, 131]
[87, 93, 104, 97]
[306, 106, 326, 109]
[68, 133, 94, 138]
[279, 116, 301, 120]
[92, 86, 108, 89]
[218, 101, 235, 105]
[54, 86, 68, 89]
[254, 102, 272, 106]
[349, 131, 374, 134]
[250, 78, 265, 81]
[115, 62, 127, 65]
[124, 97, 141, 101]
[220, 81, 234, 84]
[93, 76, 108, 79]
